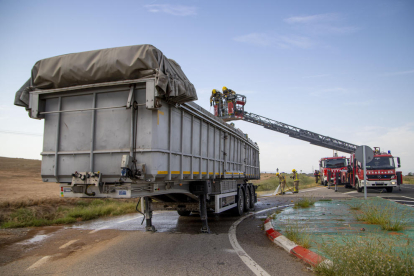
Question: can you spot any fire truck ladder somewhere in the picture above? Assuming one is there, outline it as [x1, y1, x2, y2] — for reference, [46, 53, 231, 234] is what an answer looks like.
[242, 111, 357, 153]
[211, 91, 357, 153]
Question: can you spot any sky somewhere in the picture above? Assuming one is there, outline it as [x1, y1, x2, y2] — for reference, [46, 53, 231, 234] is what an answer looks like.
[0, 0, 413, 174]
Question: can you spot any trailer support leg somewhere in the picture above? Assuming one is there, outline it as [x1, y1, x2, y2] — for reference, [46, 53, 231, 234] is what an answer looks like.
[144, 197, 156, 232]
[198, 194, 210, 234]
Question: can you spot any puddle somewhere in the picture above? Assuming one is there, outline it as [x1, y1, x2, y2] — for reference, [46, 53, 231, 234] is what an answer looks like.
[17, 234, 50, 245]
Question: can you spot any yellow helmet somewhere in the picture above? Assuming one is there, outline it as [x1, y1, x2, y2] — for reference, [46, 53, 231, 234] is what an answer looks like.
[292, 169, 296, 172]
[212, 89, 217, 95]
[276, 173, 279, 176]
[222, 86, 228, 92]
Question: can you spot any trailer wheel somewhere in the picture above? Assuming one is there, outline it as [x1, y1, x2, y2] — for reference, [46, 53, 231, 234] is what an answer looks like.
[249, 186, 255, 209]
[244, 187, 251, 212]
[234, 188, 244, 216]
[177, 210, 191, 216]
[386, 187, 393, 193]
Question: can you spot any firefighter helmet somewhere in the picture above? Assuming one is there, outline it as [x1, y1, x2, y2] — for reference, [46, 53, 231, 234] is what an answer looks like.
[222, 86, 228, 92]
[212, 89, 217, 95]
[276, 173, 279, 176]
[292, 169, 296, 172]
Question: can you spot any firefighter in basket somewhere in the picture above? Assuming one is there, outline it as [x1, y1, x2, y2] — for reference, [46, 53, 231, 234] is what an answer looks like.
[276, 172, 286, 195]
[314, 170, 320, 184]
[222, 86, 236, 115]
[210, 89, 223, 116]
[291, 169, 299, 193]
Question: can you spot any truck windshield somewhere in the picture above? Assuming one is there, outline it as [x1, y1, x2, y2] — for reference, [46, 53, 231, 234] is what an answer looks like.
[325, 159, 347, 168]
[366, 157, 395, 170]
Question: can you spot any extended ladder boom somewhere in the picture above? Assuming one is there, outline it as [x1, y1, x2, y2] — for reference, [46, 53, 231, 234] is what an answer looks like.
[210, 89, 357, 153]
[243, 112, 357, 153]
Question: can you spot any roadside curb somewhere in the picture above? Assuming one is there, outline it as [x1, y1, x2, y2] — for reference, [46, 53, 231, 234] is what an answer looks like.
[264, 217, 327, 267]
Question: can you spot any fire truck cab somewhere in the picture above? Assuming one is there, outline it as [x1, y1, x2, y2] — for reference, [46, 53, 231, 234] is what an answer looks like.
[344, 147, 401, 193]
[319, 156, 349, 186]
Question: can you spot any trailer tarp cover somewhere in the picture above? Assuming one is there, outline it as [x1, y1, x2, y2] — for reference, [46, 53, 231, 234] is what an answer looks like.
[14, 44, 197, 108]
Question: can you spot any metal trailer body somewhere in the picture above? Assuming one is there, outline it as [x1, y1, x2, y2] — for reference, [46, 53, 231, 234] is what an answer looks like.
[30, 79, 260, 232]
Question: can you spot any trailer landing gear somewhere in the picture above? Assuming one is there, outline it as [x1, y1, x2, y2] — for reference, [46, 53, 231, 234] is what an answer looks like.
[198, 194, 210, 234]
[144, 197, 156, 232]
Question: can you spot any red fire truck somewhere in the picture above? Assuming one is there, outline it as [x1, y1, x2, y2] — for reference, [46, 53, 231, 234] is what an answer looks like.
[319, 156, 349, 186]
[342, 147, 401, 193]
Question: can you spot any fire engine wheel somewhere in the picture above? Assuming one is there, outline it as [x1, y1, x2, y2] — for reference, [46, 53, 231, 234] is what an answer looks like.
[357, 180, 363, 193]
[234, 188, 244, 216]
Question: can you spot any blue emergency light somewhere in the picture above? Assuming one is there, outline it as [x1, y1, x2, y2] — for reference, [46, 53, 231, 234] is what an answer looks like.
[388, 150, 391, 154]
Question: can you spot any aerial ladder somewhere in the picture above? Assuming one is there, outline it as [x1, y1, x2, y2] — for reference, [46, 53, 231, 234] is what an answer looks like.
[211, 88, 357, 154]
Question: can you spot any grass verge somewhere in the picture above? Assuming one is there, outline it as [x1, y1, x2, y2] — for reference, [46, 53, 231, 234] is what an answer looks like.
[0, 198, 139, 228]
[294, 197, 316, 208]
[315, 235, 414, 276]
[348, 199, 412, 231]
[284, 221, 311, 249]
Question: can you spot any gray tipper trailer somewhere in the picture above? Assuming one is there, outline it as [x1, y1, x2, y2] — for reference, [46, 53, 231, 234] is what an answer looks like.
[14, 45, 260, 233]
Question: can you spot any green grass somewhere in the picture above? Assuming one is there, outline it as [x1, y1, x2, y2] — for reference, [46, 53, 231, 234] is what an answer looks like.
[294, 197, 316, 208]
[0, 198, 138, 229]
[284, 222, 311, 249]
[253, 173, 318, 192]
[403, 175, 414, 184]
[315, 235, 414, 276]
[348, 199, 411, 231]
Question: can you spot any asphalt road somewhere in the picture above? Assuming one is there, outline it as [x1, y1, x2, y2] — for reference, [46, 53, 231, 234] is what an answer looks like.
[1, 184, 413, 275]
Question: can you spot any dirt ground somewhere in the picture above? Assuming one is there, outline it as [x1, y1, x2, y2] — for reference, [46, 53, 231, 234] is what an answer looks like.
[0, 157, 59, 202]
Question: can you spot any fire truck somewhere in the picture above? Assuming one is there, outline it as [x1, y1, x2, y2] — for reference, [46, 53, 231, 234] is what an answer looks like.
[319, 155, 349, 186]
[342, 147, 401, 193]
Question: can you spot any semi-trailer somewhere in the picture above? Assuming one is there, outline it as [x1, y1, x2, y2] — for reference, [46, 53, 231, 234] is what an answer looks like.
[14, 45, 260, 233]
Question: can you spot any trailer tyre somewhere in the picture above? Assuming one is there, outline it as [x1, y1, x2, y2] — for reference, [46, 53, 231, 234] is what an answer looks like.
[177, 210, 191, 216]
[234, 188, 244, 216]
[249, 186, 255, 209]
[244, 187, 251, 212]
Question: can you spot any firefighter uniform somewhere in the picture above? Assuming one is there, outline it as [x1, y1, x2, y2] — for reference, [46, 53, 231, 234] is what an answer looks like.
[291, 169, 299, 193]
[210, 89, 223, 116]
[314, 170, 320, 183]
[277, 173, 286, 195]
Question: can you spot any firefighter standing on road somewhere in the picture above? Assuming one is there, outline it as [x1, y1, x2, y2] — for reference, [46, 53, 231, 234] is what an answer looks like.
[277, 173, 286, 195]
[291, 169, 299, 193]
[314, 170, 320, 183]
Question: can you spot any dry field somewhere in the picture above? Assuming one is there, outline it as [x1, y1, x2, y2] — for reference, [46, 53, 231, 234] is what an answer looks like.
[0, 157, 59, 202]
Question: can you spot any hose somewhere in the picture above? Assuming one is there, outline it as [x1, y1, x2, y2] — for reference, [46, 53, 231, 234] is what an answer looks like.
[85, 185, 96, 196]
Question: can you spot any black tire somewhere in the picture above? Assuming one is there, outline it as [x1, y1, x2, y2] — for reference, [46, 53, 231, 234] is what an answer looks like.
[244, 187, 251, 212]
[357, 180, 363, 193]
[386, 187, 393, 193]
[234, 188, 244, 216]
[249, 186, 255, 209]
[177, 210, 191, 216]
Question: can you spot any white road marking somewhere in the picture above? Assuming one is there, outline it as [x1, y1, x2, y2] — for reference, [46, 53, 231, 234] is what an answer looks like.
[389, 199, 414, 203]
[59, 240, 78, 249]
[89, 227, 108, 234]
[344, 191, 358, 194]
[299, 187, 324, 193]
[228, 205, 291, 276]
[401, 196, 414, 200]
[26, 256, 51, 270]
[117, 215, 143, 224]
